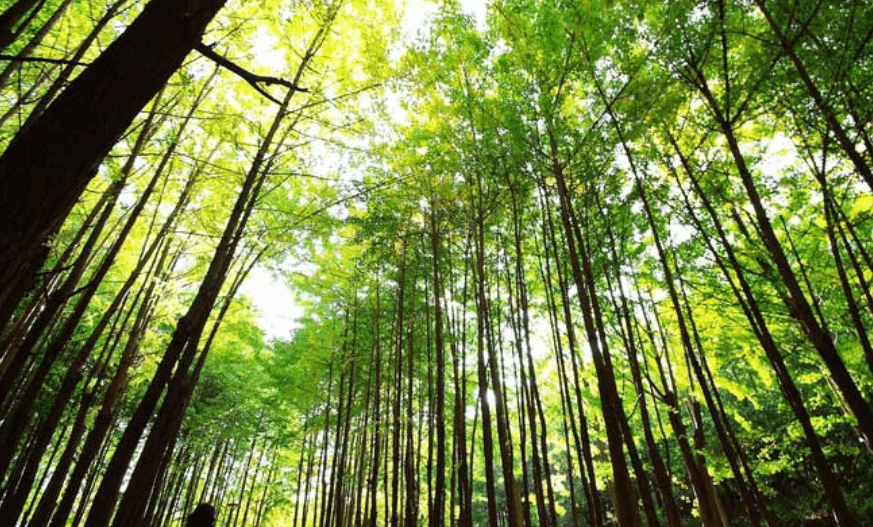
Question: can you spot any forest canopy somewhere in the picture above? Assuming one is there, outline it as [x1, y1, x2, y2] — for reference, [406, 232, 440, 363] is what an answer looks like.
[0, 0, 872, 526]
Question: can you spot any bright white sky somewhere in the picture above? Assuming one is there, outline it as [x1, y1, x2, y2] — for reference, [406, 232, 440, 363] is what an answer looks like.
[400, 0, 487, 36]
[243, 267, 301, 340]
[458, 0, 488, 28]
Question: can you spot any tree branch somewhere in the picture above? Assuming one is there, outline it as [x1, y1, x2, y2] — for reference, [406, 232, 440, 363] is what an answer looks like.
[195, 42, 308, 105]
[0, 53, 89, 66]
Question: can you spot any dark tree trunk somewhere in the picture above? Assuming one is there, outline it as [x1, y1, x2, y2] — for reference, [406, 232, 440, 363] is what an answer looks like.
[404, 286, 418, 527]
[46, 240, 170, 527]
[0, 148, 167, 479]
[506, 184, 557, 527]
[428, 210, 447, 527]
[369, 283, 383, 527]
[689, 54, 873, 452]
[390, 248, 406, 527]
[0, 176, 126, 401]
[450, 259, 473, 527]
[669, 138, 858, 526]
[540, 190, 603, 527]
[0, 0, 43, 51]
[18, 0, 133, 129]
[546, 128, 641, 527]
[752, 0, 873, 192]
[0, 0, 75, 91]
[0, 0, 227, 328]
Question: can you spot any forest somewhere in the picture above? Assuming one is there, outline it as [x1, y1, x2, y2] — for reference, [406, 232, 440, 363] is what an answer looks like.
[0, 0, 872, 526]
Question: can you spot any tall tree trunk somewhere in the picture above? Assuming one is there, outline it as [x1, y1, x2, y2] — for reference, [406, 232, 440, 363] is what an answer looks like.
[0, 0, 227, 326]
[369, 282, 383, 527]
[390, 245, 407, 527]
[450, 259, 473, 527]
[638, 300, 723, 527]
[539, 189, 604, 527]
[546, 127, 641, 526]
[506, 184, 557, 527]
[0, 0, 75, 91]
[84, 12, 336, 511]
[20, 0, 133, 129]
[752, 0, 873, 192]
[669, 138, 858, 525]
[0, 138, 172, 479]
[0, 0, 43, 51]
[404, 283, 418, 527]
[110, 246, 261, 527]
[689, 58, 873, 451]
[428, 209, 447, 527]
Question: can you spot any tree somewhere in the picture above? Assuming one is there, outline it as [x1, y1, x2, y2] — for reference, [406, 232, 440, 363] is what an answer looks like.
[0, 0, 227, 326]
[3, 0, 873, 525]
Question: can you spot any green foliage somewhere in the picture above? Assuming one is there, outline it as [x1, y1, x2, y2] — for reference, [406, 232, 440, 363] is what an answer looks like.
[3, 0, 873, 525]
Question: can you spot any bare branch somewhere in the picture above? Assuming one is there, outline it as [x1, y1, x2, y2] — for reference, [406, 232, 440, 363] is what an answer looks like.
[195, 42, 308, 105]
[0, 53, 89, 66]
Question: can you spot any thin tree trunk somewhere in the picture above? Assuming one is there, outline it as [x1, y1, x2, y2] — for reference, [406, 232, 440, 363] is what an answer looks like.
[0, 0, 43, 51]
[390, 246, 406, 527]
[404, 281, 418, 527]
[752, 0, 873, 192]
[668, 137, 857, 524]
[0, 0, 74, 91]
[428, 209, 447, 527]
[539, 189, 603, 527]
[546, 127, 641, 526]
[368, 281, 383, 527]
[690, 60, 873, 450]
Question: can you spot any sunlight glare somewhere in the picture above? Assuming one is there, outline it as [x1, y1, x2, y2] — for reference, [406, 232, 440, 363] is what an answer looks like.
[244, 267, 304, 340]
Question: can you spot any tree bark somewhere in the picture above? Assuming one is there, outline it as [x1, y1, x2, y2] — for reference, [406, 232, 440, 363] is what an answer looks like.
[428, 210, 447, 527]
[0, 0, 43, 52]
[0, 0, 75, 91]
[547, 126, 641, 527]
[669, 138, 858, 525]
[0, 0, 227, 328]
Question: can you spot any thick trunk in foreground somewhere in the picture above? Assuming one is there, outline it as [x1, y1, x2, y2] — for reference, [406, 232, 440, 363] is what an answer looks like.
[0, 0, 226, 328]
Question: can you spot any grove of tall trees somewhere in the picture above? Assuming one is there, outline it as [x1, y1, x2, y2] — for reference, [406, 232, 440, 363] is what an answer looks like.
[1, 0, 872, 526]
